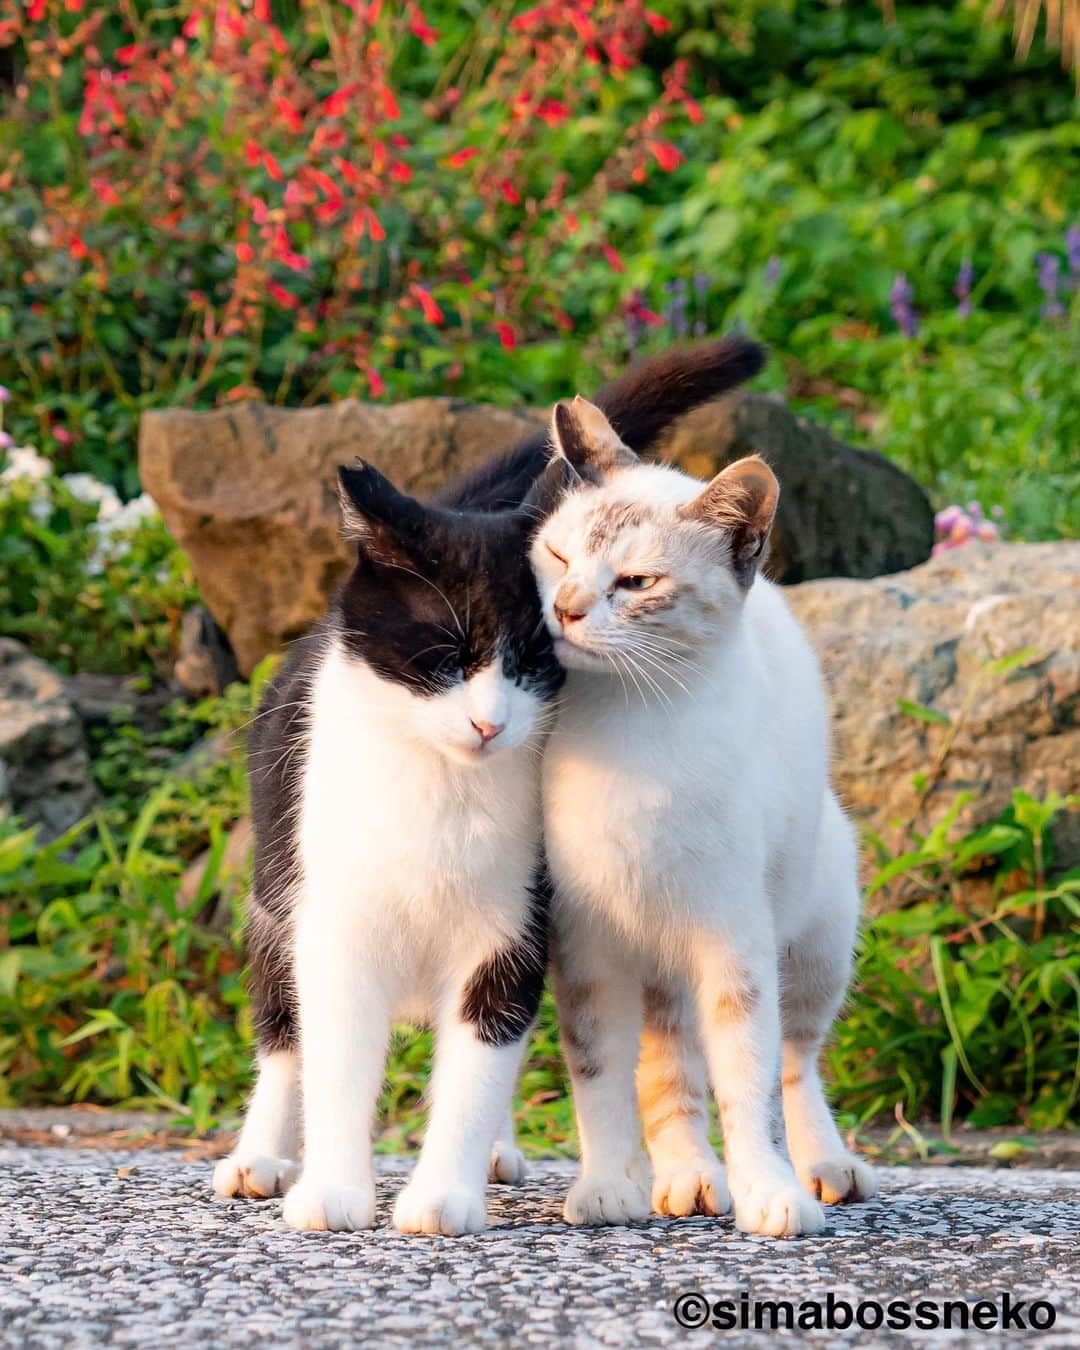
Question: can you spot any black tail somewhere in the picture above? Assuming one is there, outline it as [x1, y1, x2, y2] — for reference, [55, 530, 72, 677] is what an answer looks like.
[594, 334, 766, 453]
[437, 334, 766, 512]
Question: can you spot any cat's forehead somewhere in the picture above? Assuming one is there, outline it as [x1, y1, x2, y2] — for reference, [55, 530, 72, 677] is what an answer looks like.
[550, 465, 696, 559]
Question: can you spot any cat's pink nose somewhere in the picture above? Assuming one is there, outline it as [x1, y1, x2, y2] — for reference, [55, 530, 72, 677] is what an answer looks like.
[471, 719, 505, 746]
[553, 601, 587, 626]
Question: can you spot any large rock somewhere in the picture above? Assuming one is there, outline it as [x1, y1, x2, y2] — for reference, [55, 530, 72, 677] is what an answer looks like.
[140, 392, 932, 675]
[140, 399, 541, 675]
[0, 640, 100, 840]
[788, 542, 1080, 877]
[664, 394, 934, 583]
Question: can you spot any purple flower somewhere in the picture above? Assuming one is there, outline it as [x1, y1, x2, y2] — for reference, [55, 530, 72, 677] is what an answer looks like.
[954, 259, 974, 317]
[890, 273, 918, 337]
[692, 272, 710, 337]
[0, 386, 11, 405]
[935, 505, 964, 535]
[1036, 251, 1065, 318]
[1066, 225, 1080, 286]
[0, 431, 14, 450]
[664, 278, 689, 339]
[764, 255, 781, 286]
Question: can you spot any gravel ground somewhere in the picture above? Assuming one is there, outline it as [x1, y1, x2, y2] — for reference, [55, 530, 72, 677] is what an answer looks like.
[0, 1148, 1076, 1347]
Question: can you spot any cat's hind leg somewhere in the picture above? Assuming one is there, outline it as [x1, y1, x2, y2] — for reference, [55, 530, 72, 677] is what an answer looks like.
[638, 981, 730, 1218]
[214, 908, 301, 1200]
[489, 1110, 527, 1185]
[780, 796, 877, 1206]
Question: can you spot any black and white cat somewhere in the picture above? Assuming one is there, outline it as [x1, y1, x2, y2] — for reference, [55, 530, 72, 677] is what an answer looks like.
[213, 339, 764, 1234]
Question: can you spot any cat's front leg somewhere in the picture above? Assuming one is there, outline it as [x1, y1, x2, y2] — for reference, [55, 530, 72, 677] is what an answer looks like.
[392, 1005, 526, 1236]
[694, 928, 825, 1238]
[281, 903, 389, 1232]
[554, 920, 651, 1227]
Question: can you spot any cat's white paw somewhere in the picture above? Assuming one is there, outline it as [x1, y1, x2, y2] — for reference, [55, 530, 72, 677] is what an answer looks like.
[281, 1178, 376, 1232]
[800, 1155, 878, 1205]
[213, 1153, 300, 1200]
[652, 1164, 731, 1218]
[733, 1180, 826, 1237]
[564, 1171, 651, 1227]
[392, 1176, 487, 1236]
[488, 1140, 527, 1185]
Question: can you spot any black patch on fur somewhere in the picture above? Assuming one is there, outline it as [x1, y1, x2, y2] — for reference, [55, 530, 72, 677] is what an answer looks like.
[460, 865, 550, 1046]
[336, 469, 563, 701]
[245, 631, 323, 1052]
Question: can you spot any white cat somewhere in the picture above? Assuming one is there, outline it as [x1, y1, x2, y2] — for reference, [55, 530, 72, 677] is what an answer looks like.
[529, 396, 878, 1237]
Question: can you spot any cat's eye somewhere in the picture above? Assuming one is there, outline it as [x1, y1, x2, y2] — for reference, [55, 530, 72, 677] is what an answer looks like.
[546, 542, 568, 568]
[616, 574, 660, 592]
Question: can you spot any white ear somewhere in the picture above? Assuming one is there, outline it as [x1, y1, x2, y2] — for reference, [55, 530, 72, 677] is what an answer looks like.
[549, 396, 639, 474]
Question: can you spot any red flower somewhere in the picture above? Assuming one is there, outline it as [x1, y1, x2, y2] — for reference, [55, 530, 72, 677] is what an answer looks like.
[447, 147, 479, 168]
[244, 140, 261, 167]
[684, 97, 704, 126]
[114, 44, 141, 64]
[267, 281, 299, 309]
[235, 241, 255, 264]
[408, 8, 438, 45]
[499, 180, 521, 206]
[367, 367, 386, 398]
[28, 0, 46, 21]
[263, 151, 284, 182]
[322, 83, 361, 118]
[365, 208, 386, 242]
[378, 85, 400, 120]
[536, 99, 570, 126]
[389, 160, 412, 183]
[275, 97, 304, 134]
[495, 321, 516, 351]
[69, 235, 89, 260]
[602, 244, 625, 273]
[410, 284, 444, 325]
[644, 11, 672, 34]
[647, 140, 683, 173]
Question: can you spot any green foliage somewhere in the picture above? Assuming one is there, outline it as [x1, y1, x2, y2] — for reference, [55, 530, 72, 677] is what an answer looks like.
[0, 478, 197, 676]
[1, 1, 1077, 535]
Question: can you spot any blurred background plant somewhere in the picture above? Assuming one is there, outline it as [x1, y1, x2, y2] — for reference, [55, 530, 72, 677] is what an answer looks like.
[0, 0, 1077, 1148]
[0, 0, 1077, 533]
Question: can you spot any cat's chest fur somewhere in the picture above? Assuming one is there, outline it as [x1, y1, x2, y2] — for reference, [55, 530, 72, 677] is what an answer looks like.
[543, 665, 758, 934]
[300, 646, 539, 956]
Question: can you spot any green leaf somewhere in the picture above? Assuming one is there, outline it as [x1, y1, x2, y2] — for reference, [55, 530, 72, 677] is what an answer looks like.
[897, 698, 951, 726]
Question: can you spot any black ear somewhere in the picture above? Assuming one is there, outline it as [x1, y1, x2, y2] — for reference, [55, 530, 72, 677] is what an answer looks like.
[518, 455, 581, 529]
[337, 461, 427, 556]
[678, 455, 779, 587]
[550, 395, 640, 475]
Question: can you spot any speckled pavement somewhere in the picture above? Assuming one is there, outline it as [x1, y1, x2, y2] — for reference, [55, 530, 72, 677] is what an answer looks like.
[0, 1149, 1076, 1347]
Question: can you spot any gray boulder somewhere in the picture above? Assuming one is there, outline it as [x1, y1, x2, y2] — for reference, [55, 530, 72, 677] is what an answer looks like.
[0, 639, 100, 840]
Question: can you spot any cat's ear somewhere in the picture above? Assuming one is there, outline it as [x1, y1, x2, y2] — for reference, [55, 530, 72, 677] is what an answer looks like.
[518, 455, 581, 527]
[337, 461, 427, 558]
[550, 395, 639, 475]
[679, 455, 779, 587]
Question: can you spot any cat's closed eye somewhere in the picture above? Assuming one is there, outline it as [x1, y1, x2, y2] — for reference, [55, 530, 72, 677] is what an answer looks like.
[546, 542, 569, 568]
[616, 574, 660, 591]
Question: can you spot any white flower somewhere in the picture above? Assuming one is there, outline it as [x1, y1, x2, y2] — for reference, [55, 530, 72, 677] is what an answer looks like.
[61, 473, 123, 518]
[0, 445, 52, 487]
